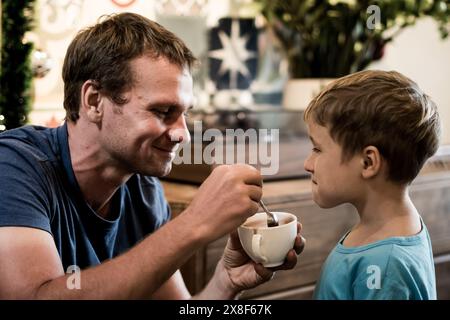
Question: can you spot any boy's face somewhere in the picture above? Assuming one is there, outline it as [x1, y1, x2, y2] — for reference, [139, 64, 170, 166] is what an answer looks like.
[304, 120, 363, 208]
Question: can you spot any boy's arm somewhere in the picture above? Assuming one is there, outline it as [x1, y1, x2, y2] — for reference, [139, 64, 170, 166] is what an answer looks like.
[353, 277, 411, 300]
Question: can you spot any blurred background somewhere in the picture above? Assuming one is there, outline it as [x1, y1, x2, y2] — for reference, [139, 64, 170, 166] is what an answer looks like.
[1, 0, 450, 143]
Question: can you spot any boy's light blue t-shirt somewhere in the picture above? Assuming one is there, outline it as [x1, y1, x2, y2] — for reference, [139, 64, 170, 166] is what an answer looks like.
[314, 219, 437, 300]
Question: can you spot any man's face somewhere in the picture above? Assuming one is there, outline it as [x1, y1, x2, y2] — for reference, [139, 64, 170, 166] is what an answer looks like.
[303, 120, 362, 208]
[99, 55, 193, 177]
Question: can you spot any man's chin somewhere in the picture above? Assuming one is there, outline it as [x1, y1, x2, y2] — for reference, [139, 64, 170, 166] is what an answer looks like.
[158, 164, 172, 177]
[140, 162, 172, 177]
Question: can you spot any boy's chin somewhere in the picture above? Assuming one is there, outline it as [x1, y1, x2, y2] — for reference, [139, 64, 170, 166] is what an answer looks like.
[313, 195, 342, 209]
[316, 202, 336, 209]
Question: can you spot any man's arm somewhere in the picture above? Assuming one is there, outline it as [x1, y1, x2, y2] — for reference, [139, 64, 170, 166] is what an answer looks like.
[0, 227, 65, 299]
[150, 271, 191, 300]
[0, 164, 263, 299]
[146, 224, 306, 300]
[0, 214, 202, 299]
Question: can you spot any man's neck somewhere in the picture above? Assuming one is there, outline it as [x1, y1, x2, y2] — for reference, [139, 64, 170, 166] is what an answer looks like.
[67, 121, 132, 218]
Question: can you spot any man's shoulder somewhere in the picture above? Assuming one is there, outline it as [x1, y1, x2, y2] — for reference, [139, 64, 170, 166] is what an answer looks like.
[0, 125, 58, 163]
[0, 124, 51, 140]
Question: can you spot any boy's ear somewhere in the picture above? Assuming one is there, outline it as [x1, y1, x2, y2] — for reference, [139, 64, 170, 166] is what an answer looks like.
[361, 146, 382, 179]
[80, 80, 104, 123]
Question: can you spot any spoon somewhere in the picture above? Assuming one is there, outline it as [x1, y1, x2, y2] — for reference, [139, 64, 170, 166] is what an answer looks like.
[259, 200, 279, 227]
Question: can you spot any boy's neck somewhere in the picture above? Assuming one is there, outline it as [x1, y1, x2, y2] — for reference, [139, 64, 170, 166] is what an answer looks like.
[343, 184, 421, 247]
[357, 186, 415, 224]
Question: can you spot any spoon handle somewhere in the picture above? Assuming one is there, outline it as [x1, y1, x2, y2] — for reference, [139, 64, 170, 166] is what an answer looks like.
[259, 200, 271, 214]
[259, 200, 279, 227]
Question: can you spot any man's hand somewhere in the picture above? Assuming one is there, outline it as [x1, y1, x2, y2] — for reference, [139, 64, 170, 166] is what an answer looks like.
[218, 222, 305, 295]
[181, 164, 262, 243]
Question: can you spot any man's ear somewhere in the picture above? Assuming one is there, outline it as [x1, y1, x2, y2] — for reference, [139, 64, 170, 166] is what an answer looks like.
[361, 146, 382, 179]
[80, 80, 104, 123]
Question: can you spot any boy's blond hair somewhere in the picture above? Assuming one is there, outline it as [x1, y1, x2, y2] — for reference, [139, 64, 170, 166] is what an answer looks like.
[304, 70, 441, 184]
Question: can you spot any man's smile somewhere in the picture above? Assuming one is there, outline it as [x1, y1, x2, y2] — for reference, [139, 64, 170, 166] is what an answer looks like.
[153, 145, 177, 156]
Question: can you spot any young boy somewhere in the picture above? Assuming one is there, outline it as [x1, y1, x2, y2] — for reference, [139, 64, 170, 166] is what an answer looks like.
[304, 70, 441, 300]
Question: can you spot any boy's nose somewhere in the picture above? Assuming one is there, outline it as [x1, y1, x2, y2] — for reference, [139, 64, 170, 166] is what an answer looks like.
[304, 155, 314, 174]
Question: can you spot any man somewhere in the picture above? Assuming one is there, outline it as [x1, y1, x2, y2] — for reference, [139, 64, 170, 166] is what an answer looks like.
[0, 13, 304, 299]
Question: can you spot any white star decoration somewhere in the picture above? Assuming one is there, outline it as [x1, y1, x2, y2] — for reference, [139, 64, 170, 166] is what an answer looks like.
[209, 19, 257, 89]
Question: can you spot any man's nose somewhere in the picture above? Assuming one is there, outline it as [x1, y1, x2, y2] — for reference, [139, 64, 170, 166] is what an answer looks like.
[168, 116, 190, 144]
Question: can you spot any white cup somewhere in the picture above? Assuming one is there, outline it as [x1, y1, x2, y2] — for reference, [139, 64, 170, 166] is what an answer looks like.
[238, 212, 297, 267]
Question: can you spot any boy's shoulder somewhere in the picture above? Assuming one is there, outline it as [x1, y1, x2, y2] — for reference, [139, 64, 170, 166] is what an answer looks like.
[333, 242, 394, 280]
[335, 226, 433, 279]
[349, 238, 436, 299]
[316, 226, 436, 299]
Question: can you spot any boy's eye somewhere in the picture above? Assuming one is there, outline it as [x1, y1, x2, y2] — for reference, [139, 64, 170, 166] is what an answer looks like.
[312, 147, 321, 153]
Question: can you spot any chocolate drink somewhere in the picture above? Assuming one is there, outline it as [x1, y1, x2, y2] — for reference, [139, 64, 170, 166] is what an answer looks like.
[243, 215, 294, 228]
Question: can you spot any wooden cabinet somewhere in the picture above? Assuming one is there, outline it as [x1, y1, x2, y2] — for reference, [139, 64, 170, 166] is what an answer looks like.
[161, 154, 450, 299]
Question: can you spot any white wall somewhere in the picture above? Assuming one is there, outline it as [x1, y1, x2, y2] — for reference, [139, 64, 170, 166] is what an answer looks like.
[369, 17, 450, 145]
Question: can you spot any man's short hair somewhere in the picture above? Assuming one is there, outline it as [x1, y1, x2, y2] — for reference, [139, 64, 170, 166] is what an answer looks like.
[304, 70, 441, 184]
[62, 12, 197, 122]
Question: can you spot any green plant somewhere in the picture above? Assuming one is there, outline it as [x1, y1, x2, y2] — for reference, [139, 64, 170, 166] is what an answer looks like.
[0, 0, 36, 131]
[257, 0, 450, 78]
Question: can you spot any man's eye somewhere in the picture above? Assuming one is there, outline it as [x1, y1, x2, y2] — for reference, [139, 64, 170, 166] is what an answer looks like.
[312, 147, 321, 153]
[153, 110, 169, 118]
[183, 111, 190, 118]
